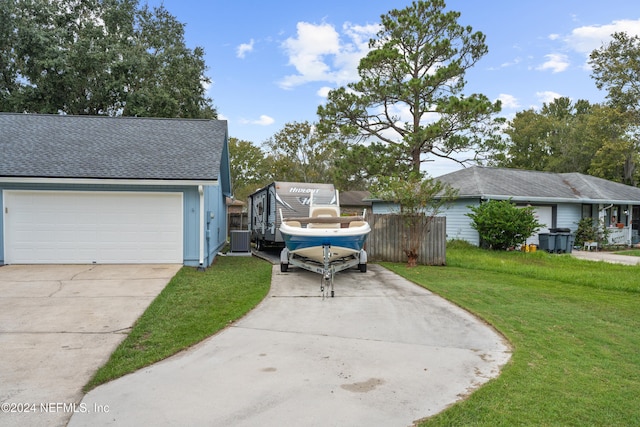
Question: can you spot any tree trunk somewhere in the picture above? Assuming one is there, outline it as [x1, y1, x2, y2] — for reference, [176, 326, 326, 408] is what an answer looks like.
[404, 248, 418, 267]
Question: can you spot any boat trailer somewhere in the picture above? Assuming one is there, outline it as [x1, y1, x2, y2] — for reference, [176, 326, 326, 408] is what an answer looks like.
[280, 246, 367, 298]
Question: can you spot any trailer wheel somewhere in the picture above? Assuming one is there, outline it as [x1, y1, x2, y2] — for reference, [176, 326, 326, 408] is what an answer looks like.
[358, 263, 367, 273]
[280, 263, 288, 272]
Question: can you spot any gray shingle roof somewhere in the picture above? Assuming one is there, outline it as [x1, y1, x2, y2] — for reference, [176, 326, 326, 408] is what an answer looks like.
[0, 113, 227, 181]
[437, 166, 640, 203]
[340, 190, 372, 207]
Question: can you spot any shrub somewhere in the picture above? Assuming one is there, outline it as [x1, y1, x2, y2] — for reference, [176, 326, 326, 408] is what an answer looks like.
[574, 217, 609, 247]
[466, 200, 542, 250]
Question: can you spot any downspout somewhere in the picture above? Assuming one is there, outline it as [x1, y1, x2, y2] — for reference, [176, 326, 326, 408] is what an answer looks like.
[199, 185, 205, 270]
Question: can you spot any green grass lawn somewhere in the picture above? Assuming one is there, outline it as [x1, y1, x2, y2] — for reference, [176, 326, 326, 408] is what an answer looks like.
[383, 241, 640, 426]
[84, 255, 272, 392]
[614, 249, 640, 257]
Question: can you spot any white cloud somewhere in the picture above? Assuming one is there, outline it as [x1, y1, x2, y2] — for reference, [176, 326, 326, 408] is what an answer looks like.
[236, 39, 255, 59]
[497, 94, 519, 109]
[536, 53, 570, 73]
[501, 57, 521, 68]
[239, 115, 275, 126]
[564, 18, 640, 54]
[279, 21, 380, 90]
[536, 91, 563, 105]
[317, 86, 332, 98]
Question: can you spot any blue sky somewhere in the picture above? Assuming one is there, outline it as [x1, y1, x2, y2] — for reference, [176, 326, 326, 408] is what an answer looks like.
[147, 0, 639, 177]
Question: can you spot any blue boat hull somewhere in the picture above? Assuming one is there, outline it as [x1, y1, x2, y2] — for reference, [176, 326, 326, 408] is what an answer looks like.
[281, 232, 368, 253]
[279, 228, 369, 263]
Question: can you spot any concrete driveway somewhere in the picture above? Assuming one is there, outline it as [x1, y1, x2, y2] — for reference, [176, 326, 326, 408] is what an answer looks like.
[69, 264, 511, 427]
[0, 264, 181, 427]
[571, 249, 640, 265]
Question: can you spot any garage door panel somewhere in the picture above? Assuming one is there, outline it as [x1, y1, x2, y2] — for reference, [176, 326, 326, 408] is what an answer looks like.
[4, 191, 183, 264]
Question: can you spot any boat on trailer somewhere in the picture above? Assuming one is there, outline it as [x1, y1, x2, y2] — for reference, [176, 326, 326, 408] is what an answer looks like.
[279, 189, 370, 297]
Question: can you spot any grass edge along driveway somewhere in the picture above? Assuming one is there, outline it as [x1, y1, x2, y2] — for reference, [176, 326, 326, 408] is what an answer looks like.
[385, 242, 640, 426]
[84, 255, 272, 392]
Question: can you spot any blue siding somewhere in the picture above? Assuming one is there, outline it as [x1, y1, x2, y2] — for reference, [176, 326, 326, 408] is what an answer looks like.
[372, 198, 482, 246]
[371, 202, 399, 215]
[441, 199, 481, 245]
[0, 182, 222, 266]
[203, 180, 228, 267]
[182, 187, 201, 267]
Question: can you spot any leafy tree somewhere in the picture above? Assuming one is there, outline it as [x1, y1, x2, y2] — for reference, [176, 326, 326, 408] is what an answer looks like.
[0, 0, 20, 111]
[587, 105, 639, 185]
[0, 0, 215, 118]
[590, 32, 640, 114]
[372, 172, 458, 266]
[496, 98, 598, 174]
[123, 4, 215, 118]
[329, 139, 413, 190]
[228, 137, 271, 202]
[589, 32, 640, 185]
[466, 200, 542, 250]
[317, 0, 503, 175]
[262, 121, 334, 183]
[497, 108, 554, 170]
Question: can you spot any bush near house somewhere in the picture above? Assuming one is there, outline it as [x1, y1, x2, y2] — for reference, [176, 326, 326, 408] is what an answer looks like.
[574, 217, 610, 247]
[467, 199, 542, 250]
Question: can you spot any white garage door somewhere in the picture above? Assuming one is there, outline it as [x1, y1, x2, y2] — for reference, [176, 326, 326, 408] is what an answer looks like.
[4, 191, 183, 264]
[525, 206, 553, 246]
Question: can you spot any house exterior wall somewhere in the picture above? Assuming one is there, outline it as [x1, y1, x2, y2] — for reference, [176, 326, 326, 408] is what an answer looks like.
[556, 203, 582, 232]
[371, 198, 595, 249]
[440, 199, 481, 245]
[371, 198, 482, 246]
[370, 201, 400, 215]
[0, 181, 222, 266]
[203, 179, 228, 267]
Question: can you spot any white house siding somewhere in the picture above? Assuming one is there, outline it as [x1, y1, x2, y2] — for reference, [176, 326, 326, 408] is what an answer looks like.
[556, 203, 582, 232]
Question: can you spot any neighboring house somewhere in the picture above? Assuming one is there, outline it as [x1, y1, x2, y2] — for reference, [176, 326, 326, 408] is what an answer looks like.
[1, 113, 231, 267]
[226, 197, 247, 232]
[340, 190, 371, 216]
[371, 166, 640, 247]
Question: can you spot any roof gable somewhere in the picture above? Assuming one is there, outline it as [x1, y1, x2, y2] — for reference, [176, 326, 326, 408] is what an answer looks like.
[437, 166, 640, 203]
[0, 113, 228, 182]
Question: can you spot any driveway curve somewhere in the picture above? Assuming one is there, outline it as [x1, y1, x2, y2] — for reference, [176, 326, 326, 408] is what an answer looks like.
[70, 264, 511, 427]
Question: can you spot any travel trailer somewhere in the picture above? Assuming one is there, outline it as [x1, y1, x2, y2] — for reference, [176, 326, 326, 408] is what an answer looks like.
[248, 182, 336, 249]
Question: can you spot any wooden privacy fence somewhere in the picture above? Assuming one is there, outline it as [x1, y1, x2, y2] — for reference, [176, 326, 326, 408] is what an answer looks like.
[366, 214, 446, 265]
